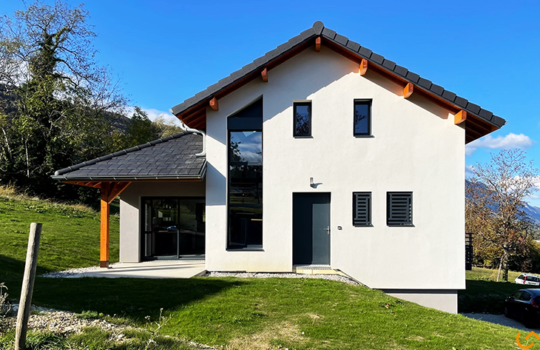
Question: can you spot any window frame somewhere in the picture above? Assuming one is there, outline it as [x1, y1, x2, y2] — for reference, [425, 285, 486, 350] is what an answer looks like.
[293, 101, 312, 137]
[387, 192, 413, 227]
[353, 192, 372, 227]
[353, 99, 372, 137]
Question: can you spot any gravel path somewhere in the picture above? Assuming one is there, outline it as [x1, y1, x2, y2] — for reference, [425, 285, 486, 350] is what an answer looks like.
[0, 305, 217, 349]
[462, 313, 540, 331]
[1, 308, 126, 335]
[41, 266, 101, 278]
[205, 271, 360, 285]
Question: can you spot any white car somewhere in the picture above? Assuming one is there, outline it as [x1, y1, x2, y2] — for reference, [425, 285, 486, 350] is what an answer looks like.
[515, 274, 540, 286]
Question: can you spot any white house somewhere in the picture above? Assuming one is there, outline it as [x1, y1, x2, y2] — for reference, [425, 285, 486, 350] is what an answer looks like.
[53, 22, 506, 313]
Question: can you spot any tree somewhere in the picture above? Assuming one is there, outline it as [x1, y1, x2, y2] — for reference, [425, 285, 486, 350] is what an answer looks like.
[0, 1, 126, 200]
[467, 149, 539, 281]
[125, 107, 160, 147]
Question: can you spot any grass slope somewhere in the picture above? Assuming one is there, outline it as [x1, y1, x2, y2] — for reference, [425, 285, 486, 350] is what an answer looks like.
[0, 187, 119, 278]
[0, 189, 533, 349]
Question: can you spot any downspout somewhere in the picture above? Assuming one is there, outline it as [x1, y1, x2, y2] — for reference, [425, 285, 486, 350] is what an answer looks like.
[181, 123, 206, 157]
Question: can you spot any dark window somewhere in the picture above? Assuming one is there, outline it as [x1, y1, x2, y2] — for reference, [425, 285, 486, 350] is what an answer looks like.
[387, 192, 413, 226]
[354, 100, 371, 136]
[353, 192, 371, 226]
[227, 99, 263, 249]
[294, 102, 311, 137]
[520, 292, 532, 301]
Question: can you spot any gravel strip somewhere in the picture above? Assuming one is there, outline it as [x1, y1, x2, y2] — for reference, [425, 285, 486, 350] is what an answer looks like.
[41, 266, 101, 278]
[204, 271, 360, 285]
[0, 306, 217, 349]
[1, 310, 126, 335]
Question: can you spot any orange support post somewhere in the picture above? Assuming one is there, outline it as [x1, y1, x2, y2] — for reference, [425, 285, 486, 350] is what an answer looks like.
[100, 182, 111, 268]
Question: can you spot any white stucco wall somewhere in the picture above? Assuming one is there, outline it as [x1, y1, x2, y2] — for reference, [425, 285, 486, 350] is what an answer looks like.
[205, 46, 465, 295]
[119, 181, 205, 262]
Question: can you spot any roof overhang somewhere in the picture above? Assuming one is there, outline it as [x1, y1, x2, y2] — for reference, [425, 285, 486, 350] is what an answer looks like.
[170, 21, 505, 144]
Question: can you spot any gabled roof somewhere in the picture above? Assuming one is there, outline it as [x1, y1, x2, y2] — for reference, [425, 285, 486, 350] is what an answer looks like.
[52, 132, 206, 181]
[171, 21, 505, 143]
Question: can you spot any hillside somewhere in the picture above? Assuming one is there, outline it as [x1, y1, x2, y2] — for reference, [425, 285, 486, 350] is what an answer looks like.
[0, 186, 119, 276]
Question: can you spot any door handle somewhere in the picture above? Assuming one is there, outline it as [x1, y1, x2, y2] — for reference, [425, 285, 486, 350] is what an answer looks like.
[326, 226, 330, 234]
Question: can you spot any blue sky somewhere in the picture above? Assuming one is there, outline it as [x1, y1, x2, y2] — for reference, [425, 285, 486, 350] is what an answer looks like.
[1, 0, 539, 203]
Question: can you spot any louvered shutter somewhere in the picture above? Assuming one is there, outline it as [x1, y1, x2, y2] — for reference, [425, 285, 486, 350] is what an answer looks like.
[387, 192, 413, 226]
[353, 192, 371, 226]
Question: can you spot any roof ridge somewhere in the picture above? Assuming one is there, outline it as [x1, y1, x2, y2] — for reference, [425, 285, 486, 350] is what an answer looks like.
[170, 21, 505, 130]
[54, 131, 201, 176]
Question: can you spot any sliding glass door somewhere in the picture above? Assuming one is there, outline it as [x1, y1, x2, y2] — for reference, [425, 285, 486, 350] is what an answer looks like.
[142, 197, 205, 260]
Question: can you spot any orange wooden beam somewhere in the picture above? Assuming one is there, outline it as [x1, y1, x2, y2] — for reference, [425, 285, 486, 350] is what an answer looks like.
[315, 37, 321, 52]
[261, 68, 268, 82]
[209, 97, 219, 111]
[454, 110, 467, 125]
[100, 182, 111, 268]
[360, 59, 368, 76]
[107, 182, 131, 204]
[404, 83, 414, 99]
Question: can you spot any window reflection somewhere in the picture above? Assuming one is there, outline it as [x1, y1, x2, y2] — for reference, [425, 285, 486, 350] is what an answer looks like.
[354, 102, 370, 135]
[294, 102, 311, 136]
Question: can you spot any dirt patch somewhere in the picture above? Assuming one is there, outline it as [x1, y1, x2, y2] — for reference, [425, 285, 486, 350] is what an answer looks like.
[225, 321, 307, 350]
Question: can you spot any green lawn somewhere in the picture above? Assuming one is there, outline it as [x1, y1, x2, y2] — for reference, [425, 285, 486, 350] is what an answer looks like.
[0, 191, 119, 276]
[0, 190, 535, 349]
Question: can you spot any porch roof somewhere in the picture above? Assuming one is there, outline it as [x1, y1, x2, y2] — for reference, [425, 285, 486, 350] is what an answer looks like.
[51, 132, 206, 181]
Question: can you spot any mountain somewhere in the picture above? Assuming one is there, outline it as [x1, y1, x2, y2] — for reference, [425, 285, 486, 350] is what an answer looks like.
[523, 203, 540, 226]
[465, 180, 540, 225]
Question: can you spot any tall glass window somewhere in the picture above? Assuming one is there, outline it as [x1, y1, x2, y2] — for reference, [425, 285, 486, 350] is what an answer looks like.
[228, 99, 263, 249]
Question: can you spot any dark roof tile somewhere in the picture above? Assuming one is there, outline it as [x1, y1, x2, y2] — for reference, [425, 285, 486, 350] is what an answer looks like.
[334, 34, 348, 46]
[478, 109, 493, 120]
[430, 84, 444, 96]
[346, 40, 360, 52]
[358, 47, 372, 58]
[418, 78, 432, 89]
[442, 90, 457, 102]
[406, 72, 420, 83]
[466, 102, 481, 115]
[382, 59, 396, 71]
[322, 28, 336, 39]
[370, 53, 384, 64]
[52, 132, 205, 180]
[393, 65, 408, 77]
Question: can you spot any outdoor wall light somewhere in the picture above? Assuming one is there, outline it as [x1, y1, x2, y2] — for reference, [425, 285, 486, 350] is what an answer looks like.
[310, 177, 315, 188]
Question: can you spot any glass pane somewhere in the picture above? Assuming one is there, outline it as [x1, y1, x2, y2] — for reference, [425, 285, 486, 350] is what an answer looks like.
[228, 206, 262, 248]
[229, 164, 262, 206]
[294, 104, 311, 136]
[229, 132, 262, 165]
[151, 199, 179, 256]
[179, 199, 205, 255]
[354, 103, 370, 135]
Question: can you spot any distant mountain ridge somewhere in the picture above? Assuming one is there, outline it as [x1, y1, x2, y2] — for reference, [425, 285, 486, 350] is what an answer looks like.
[465, 180, 540, 225]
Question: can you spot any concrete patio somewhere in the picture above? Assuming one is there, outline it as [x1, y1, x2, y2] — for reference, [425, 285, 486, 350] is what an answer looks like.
[69, 260, 206, 279]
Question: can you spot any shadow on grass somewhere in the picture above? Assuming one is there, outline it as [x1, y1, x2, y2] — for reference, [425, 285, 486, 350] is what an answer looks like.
[459, 279, 524, 314]
[31, 276, 238, 323]
[0, 253, 238, 325]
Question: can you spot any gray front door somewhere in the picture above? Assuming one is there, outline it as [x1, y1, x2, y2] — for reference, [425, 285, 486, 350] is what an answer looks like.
[293, 193, 330, 265]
